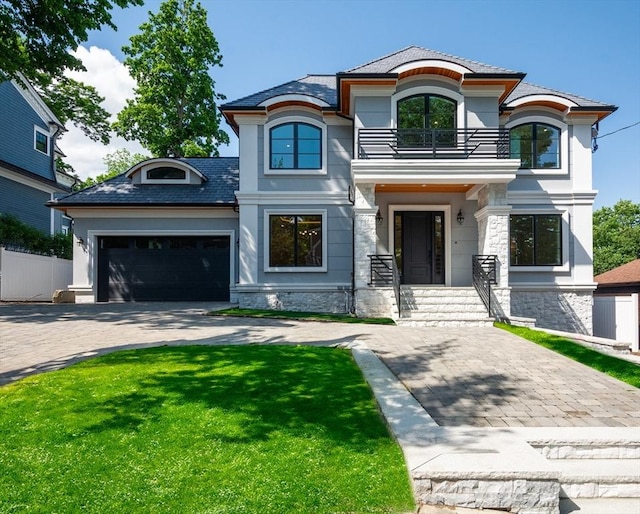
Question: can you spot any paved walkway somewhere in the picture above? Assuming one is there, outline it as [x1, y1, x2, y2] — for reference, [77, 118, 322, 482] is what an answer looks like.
[1, 302, 638, 428]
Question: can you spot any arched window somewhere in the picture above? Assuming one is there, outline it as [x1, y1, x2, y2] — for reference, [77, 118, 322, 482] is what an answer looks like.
[270, 122, 321, 169]
[510, 123, 560, 169]
[397, 94, 456, 146]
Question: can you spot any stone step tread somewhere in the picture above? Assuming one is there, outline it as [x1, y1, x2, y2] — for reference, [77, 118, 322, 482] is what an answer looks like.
[401, 303, 487, 310]
[400, 312, 491, 320]
[553, 458, 640, 480]
[559, 497, 640, 514]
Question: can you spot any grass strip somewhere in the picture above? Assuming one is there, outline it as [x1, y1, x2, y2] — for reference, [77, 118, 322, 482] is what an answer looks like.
[0, 345, 414, 513]
[210, 307, 396, 325]
[496, 322, 639, 388]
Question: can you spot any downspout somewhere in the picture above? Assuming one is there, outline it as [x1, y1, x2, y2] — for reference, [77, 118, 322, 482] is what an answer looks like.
[48, 123, 64, 235]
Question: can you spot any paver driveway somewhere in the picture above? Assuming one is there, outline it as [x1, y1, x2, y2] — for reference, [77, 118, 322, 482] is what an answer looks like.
[1, 302, 638, 428]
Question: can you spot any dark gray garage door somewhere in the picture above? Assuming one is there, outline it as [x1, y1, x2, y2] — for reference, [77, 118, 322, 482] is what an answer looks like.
[97, 236, 230, 302]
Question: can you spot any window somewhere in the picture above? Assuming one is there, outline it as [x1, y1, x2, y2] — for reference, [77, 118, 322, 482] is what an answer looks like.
[270, 122, 321, 169]
[510, 123, 560, 169]
[34, 128, 49, 154]
[269, 214, 323, 268]
[397, 94, 456, 146]
[146, 167, 186, 180]
[510, 214, 562, 266]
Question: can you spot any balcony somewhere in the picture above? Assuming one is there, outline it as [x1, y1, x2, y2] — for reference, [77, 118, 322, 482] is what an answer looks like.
[357, 128, 510, 160]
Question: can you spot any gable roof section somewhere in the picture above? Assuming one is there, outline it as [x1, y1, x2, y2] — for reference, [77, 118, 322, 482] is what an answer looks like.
[344, 45, 521, 75]
[49, 157, 239, 208]
[595, 259, 640, 286]
[221, 75, 337, 109]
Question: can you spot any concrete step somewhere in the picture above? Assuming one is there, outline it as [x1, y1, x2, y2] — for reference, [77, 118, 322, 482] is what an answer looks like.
[396, 318, 495, 327]
[560, 497, 640, 514]
[532, 441, 640, 460]
[401, 303, 488, 313]
[553, 458, 640, 499]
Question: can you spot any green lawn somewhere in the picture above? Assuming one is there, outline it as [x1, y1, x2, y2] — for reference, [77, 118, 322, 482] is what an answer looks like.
[497, 322, 640, 388]
[210, 307, 396, 325]
[0, 345, 414, 513]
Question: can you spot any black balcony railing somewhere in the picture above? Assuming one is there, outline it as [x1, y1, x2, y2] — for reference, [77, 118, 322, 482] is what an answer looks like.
[357, 128, 510, 160]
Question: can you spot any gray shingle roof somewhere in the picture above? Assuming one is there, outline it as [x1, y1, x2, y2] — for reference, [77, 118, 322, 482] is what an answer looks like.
[504, 81, 616, 109]
[344, 45, 523, 75]
[221, 75, 337, 108]
[50, 157, 239, 207]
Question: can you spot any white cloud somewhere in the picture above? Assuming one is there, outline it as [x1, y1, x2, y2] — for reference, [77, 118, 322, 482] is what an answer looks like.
[59, 46, 147, 179]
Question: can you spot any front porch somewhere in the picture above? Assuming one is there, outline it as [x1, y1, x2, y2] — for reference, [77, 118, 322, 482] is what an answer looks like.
[352, 182, 515, 325]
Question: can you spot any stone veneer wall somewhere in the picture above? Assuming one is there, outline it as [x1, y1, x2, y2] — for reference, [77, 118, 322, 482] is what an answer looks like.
[511, 290, 593, 335]
[355, 288, 398, 319]
[237, 290, 350, 314]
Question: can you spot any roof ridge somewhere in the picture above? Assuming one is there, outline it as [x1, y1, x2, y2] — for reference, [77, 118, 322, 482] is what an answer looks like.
[346, 45, 416, 72]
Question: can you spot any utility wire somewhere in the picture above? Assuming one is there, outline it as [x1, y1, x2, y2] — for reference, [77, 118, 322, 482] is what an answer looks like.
[597, 121, 640, 139]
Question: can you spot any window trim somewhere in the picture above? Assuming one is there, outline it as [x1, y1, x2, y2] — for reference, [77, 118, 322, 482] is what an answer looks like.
[509, 209, 570, 272]
[506, 116, 567, 176]
[264, 116, 327, 176]
[264, 209, 327, 272]
[34, 126, 50, 155]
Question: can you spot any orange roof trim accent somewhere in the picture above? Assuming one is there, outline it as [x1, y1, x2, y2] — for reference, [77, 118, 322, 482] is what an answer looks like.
[398, 66, 463, 81]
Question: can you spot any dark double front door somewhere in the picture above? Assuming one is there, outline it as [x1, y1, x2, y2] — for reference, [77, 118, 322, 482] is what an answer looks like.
[394, 211, 445, 285]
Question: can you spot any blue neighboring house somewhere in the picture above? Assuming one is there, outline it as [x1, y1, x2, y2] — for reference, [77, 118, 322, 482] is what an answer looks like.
[0, 75, 75, 236]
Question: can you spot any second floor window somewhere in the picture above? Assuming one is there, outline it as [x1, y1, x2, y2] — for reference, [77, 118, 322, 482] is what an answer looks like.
[34, 128, 49, 154]
[510, 123, 560, 169]
[270, 122, 321, 170]
[397, 94, 456, 146]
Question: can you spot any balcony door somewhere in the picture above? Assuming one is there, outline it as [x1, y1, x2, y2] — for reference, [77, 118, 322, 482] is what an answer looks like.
[394, 211, 445, 285]
[397, 94, 456, 147]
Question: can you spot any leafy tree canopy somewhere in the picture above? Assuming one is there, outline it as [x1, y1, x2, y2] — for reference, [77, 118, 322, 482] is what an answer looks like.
[74, 148, 149, 190]
[1, 1, 143, 150]
[593, 200, 640, 275]
[0, 0, 142, 83]
[113, 0, 229, 157]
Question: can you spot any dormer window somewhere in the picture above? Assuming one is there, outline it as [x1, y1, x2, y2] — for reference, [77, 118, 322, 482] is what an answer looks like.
[34, 127, 49, 155]
[146, 167, 186, 180]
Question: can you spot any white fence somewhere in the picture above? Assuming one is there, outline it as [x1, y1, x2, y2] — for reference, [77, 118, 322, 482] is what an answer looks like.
[0, 247, 73, 302]
[593, 293, 639, 352]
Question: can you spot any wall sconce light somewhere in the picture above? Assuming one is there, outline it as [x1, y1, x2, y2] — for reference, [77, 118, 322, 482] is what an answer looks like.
[376, 208, 384, 225]
[457, 209, 464, 225]
[232, 196, 239, 213]
[76, 237, 85, 247]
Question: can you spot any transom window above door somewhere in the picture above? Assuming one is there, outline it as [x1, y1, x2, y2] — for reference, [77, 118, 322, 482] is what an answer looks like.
[270, 122, 321, 170]
[397, 94, 456, 146]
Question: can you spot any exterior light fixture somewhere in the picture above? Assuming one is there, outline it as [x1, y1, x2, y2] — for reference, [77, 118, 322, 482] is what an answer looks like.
[76, 237, 85, 247]
[376, 208, 384, 224]
[457, 209, 464, 225]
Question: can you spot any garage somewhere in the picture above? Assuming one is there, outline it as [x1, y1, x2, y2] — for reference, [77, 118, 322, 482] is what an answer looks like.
[97, 236, 230, 302]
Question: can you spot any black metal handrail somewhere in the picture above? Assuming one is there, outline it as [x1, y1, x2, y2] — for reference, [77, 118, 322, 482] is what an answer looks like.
[358, 128, 510, 160]
[472, 254, 497, 316]
[368, 254, 402, 317]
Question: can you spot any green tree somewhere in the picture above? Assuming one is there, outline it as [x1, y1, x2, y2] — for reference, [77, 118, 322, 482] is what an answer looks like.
[1, 1, 143, 150]
[75, 148, 149, 190]
[0, 0, 142, 83]
[113, 0, 229, 157]
[593, 200, 640, 275]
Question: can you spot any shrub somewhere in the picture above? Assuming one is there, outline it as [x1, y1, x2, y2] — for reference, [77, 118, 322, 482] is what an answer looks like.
[0, 213, 72, 259]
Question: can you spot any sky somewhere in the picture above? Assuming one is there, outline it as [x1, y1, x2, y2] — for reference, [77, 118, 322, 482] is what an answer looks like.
[62, 0, 640, 208]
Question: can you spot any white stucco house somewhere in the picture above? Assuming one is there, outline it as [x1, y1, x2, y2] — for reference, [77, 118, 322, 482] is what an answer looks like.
[49, 46, 617, 334]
